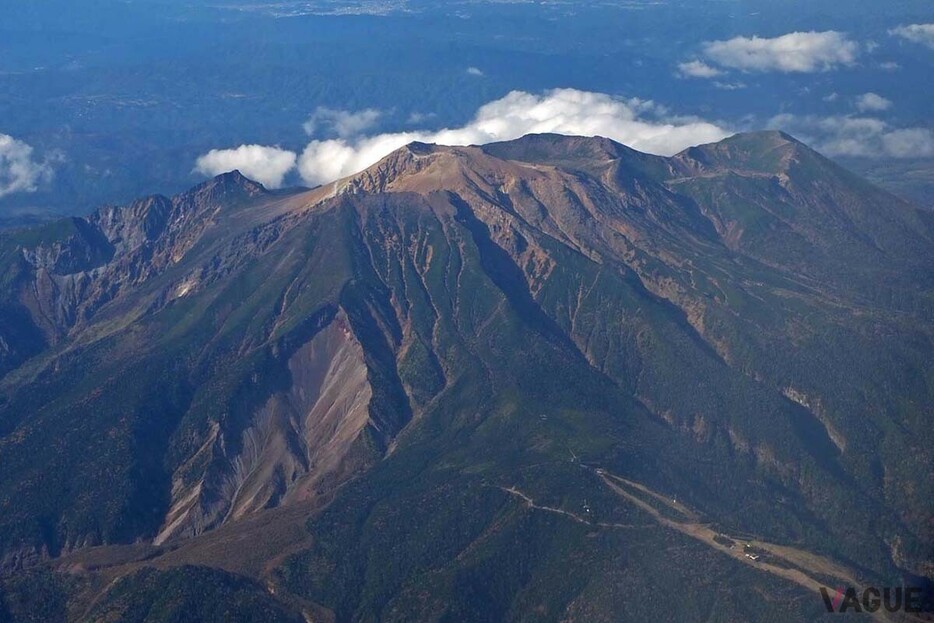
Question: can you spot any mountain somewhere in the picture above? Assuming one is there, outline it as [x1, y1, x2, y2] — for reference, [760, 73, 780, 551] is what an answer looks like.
[0, 131, 932, 622]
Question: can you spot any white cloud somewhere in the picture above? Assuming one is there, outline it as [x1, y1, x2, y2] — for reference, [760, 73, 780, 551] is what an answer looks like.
[0, 134, 54, 199]
[466, 66, 485, 77]
[713, 81, 746, 91]
[407, 112, 437, 124]
[194, 145, 297, 188]
[880, 129, 934, 158]
[854, 92, 892, 112]
[677, 60, 723, 78]
[195, 90, 730, 188]
[701, 31, 859, 73]
[768, 114, 934, 159]
[303, 107, 382, 138]
[295, 89, 730, 185]
[889, 23, 934, 49]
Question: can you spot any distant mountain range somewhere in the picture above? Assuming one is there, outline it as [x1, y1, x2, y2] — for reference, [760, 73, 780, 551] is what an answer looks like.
[1, 131, 931, 622]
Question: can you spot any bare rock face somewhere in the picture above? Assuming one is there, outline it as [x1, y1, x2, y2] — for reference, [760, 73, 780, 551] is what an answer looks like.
[21, 219, 113, 276]
[2, 172, 271, 351]
[155, 312, 373, 544]
[91, 196, 173, 256]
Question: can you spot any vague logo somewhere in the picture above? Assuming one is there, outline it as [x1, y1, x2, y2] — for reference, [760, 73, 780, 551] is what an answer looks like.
[824, 587, 845, 611]
[820, 586, 925, 614]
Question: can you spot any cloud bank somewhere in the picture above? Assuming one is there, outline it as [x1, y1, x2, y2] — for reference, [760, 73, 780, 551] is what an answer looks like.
[699, 31, 859, 74]
[194, 145, 297, 188]
[769, 114, 934, 159]
[677, 60, 723, 79]
[196, 89, 732, 187]
[303, 107, 382, 138]
[297, 89, 730, 184]
[0, 134, 54, 199]
[889, 23, 934, 49]
[854, 92, 892, 113]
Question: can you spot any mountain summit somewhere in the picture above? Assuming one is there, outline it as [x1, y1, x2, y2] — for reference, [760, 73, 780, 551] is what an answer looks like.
[0, 133, 932, 622]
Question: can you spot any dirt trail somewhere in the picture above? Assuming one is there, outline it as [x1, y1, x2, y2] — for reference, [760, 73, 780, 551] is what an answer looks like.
[498, 485, 652, 530]
[594, 469, 929, 623]
[497, 473, 920, 621]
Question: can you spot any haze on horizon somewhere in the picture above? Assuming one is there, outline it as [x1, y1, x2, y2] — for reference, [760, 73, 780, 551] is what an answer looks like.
[0, 0, 932, 219]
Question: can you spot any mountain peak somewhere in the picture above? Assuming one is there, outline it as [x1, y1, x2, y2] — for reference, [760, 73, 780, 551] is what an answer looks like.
[403, 141, 440, 156]
[669, 130, 816, 177]
[335, 140, 476, 195]
[716, 130, 806, 154]
[189, 169, 268, 202]
[482, 133, 628, 158]
[478, 133, 633, 173]
[335, 133, 670, 197]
